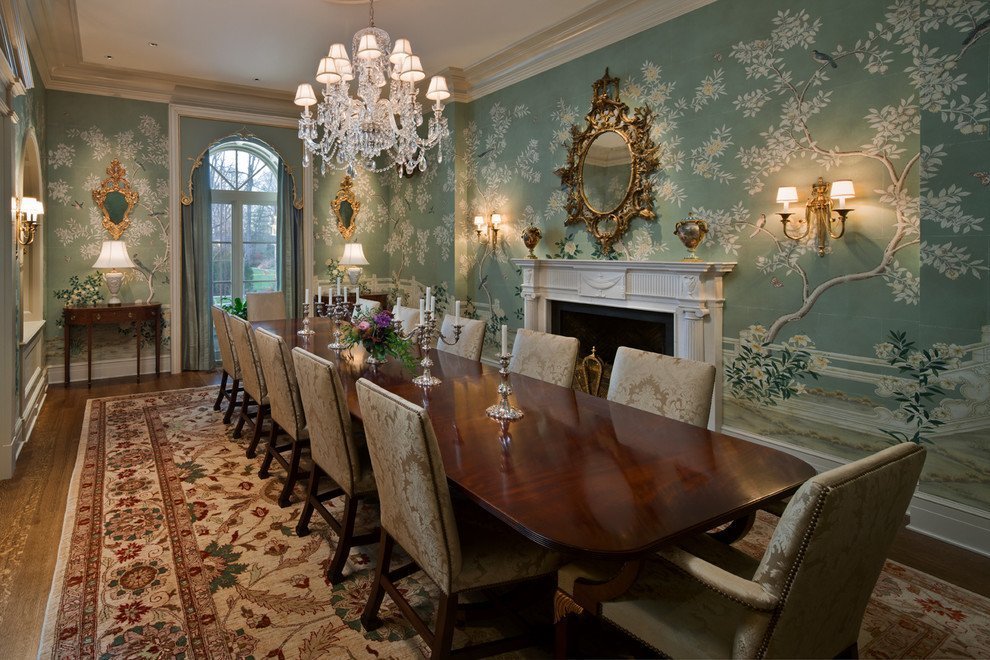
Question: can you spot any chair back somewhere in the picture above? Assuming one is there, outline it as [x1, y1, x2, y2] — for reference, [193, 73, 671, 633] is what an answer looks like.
[743, 443, 926, 658]
[253, 328, 306, 439]
[210, 306, 239, 378]
[508, 328, 579, 388]
[292, 348, 365, 495]
[356, 378, 461, 594]
[352, 299, 382, 319]
[437, 316, 485, 361]
[247, 291, 286, 322]
[607, 347, 715, 427]
[226, 315, 267, 403]
[392, 304, 421, 333]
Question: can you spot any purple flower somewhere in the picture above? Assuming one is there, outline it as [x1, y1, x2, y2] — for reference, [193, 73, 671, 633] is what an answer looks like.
[373, 310, 393, 329]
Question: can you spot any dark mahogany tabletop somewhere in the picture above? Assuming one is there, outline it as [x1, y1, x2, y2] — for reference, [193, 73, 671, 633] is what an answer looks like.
[257, 317, 815, 560]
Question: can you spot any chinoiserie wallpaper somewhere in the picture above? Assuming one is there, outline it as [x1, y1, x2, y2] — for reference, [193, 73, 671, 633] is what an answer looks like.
[44, 92, 170, 365]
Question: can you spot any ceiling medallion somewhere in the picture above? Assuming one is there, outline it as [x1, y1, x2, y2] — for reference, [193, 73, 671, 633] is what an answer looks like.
[294, 0, 450, 176]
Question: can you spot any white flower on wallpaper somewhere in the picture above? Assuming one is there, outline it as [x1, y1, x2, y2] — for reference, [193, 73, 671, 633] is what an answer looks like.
[48, 143, 75, 169]
[734, 89, 773, 118]
[882, 260, 920, 305]
[692, 68, 726, 111]
[921, 241, 985, 280]
[515, 139, 541, 183]
[690, 125, 735, 182]
[47, 180, 72, 205]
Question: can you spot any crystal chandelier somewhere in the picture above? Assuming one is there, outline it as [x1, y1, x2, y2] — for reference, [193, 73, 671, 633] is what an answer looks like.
[294, 0, 450, 176]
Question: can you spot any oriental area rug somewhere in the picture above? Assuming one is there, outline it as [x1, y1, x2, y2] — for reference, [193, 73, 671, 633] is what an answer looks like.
[40, 387, 990, 658]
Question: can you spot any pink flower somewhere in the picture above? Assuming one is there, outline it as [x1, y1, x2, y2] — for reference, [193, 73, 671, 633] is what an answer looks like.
[357, 321, 371, 332]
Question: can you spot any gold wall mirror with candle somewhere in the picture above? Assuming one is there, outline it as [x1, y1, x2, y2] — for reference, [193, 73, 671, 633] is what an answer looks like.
[332, 175, 360, 241]
[556, 69, 661, 255]
[92, 159, 140, 240]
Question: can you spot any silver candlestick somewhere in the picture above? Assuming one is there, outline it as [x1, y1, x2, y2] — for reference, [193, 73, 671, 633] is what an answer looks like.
[297, 303, 314, 336]
[392, 307, 462, 387]
[486, 353, 523, 420]
[325, 296, 353, 350]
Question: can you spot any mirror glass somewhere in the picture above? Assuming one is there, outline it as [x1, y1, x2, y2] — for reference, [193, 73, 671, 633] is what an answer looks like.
[104, 190, 129, 224]
[339, 200, 354, 229]
[581, 130, 633, 214]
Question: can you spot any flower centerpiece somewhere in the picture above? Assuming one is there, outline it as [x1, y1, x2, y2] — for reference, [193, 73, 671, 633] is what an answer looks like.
[341, 308, 415, 368]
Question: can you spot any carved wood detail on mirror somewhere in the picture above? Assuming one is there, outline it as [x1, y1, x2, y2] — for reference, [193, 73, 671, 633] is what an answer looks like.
[92, 159, 139, 240]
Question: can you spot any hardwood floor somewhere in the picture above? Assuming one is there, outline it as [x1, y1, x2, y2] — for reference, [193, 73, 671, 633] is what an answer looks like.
[1, 370, 988, 659]
[0, 371, 219, 660]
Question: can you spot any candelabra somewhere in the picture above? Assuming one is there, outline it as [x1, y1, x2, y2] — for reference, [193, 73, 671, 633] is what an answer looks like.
[392, 307, 462, 387]
[297, 303, 315, 336]
[322, 296, 353, 350]
[486, 353, 523, 420]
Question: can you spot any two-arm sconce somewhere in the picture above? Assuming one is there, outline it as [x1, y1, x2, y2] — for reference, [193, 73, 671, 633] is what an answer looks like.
[775, 177, 854, 257]
[474, 213, 502, 249]
[13, 196, 44, 247]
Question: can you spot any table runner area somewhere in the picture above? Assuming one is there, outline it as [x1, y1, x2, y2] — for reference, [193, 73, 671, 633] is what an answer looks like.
[39, 387, 990, 658]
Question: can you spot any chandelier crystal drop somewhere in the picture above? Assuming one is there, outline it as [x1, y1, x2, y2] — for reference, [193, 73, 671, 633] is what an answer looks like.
[294, 0, 450, 176]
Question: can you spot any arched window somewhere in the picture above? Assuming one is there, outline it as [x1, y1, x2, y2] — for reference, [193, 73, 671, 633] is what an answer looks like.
[209, 141, 279, 302]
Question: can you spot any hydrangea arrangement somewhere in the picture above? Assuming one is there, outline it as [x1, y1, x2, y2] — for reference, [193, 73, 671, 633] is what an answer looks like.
[341, 308, 415, 368]
[54, 273, 106, 307]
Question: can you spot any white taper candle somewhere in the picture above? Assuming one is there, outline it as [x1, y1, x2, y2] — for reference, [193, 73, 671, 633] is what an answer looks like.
[501, 324, 508, 356]
[455, 300, 460, 325]
[419, 298, 425, 325]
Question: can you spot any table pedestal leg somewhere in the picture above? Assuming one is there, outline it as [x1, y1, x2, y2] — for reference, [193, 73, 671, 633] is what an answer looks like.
[87, 324, 93, 387]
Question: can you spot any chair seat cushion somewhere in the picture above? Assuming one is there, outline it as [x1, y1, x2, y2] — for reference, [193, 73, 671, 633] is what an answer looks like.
[452, 500, 562, 593]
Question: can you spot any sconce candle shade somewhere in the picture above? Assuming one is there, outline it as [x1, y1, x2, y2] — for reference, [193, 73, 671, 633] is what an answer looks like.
[776, 186, 799, 211]
[830, 179, 855, 207]
[14, 196, 44, 246]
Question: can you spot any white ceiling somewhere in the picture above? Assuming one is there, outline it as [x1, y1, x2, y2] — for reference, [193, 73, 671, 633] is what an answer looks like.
[75, 0, 602, 93]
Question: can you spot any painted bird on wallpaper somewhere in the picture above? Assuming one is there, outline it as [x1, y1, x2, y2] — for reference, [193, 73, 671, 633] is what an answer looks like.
[961, 18, 990, 57]
[71, 200, 83, 209]
[749, 213, 767, 238]
[812, 49, 838, 68]
[973, 171, 990, 186]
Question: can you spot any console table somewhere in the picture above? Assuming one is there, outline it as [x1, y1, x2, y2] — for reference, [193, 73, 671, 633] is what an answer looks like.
[63, 302, 162, 386]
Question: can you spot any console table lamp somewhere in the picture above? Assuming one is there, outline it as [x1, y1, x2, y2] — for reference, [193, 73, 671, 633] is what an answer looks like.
[92, 240, 136, 305]
[340, 242, 369, 285]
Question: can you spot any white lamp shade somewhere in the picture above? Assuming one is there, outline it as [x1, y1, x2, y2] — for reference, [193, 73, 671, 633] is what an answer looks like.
[294, 83, 317, 107]
[328, 43, 349, 62]
[830, 179, 855, 200]
[490, 213, 502, 227]
[356, 34, 381, 60]
[316, 57, 341, 84]
[92, 240, 136, 269]
[20, 196, 43, 217]
[775, 186, 799, 204]
[426, 76, 450, 101]
[473, 215, 484, 228]
[339, 242, 370, 266]
[338, 59, 354, 82]
[390, 38, 413, 64]
[398, 55, 425, 82]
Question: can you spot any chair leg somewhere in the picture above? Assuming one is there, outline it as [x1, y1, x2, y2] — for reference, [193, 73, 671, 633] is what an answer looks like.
[223, 378, 240, 424]
[295, 465, 320, 537]
[246, 404, 266, 459]
[554, 614, 572, 659]
[432, 591, 458, 659]
[259, 421, 278, 479]
[361, 530, 394, 631]
[213, 371, 228, 410]
[326, 494, 359, 584]
[278, 437, 304, 508]
[233, 394, 250, 439]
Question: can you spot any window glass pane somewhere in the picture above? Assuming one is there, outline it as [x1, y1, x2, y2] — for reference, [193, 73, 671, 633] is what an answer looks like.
[243, 280, 277, 294]
[212, 280, 232, 305]
[243, 204, 277, 242]
[212, 242, 232, 283]
[209, 151, 237, 190]
[243, 242, 277, 285]
[211, 202, 232, 241]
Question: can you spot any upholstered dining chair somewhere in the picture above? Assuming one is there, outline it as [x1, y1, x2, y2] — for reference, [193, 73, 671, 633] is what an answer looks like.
[508, 328, 580, 388]
[607, 346, 716, 427]
[437, 315, 485, 361]
[291, 348, 379, 583]
[554, 442, 926, 659]
[254, 328, 310, 509]
[210, 306, 241, 424]
[247, 291, 286, 322]
[226, 314, 270, 458]
[356, 378, 562, 657]
[351, 299, 381, 319]
[391, 304, 421, 333]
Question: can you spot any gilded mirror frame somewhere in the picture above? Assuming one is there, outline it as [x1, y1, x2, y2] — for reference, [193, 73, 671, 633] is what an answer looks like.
[92, 159, 139, 240]
[555, 69, 660, 255]
[332, 175, 360, 241]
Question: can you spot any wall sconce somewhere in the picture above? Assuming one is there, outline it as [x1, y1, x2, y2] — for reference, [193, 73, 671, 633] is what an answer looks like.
[775, 177, 854, 257]
[473, 213, 502, 249]
[13, 196, 44, 246]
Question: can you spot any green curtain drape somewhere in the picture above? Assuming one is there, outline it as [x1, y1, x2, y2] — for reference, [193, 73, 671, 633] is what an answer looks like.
[277, 162, 303, 318]
[181, 162, 214, 370]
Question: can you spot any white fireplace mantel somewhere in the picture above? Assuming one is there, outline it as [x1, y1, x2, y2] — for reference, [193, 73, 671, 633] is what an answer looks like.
[512, 258, 736, 429]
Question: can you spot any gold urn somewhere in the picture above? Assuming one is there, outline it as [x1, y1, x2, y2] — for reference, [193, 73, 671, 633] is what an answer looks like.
[674, 213, 708, 261]
[521, 225, 543, 259]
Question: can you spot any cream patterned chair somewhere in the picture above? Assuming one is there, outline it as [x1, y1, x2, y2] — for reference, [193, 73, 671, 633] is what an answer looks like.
[210, 306, 241, 424]
[247, 291, 286, 322]
[254, 328, 310, 509]
[391, 304, 421, 333]
[291, 348, 379, 583]
[508, 328, 579, 388]
[356, 378, 562, 657]
[554, 442, 926, 659]
[351, 298, 381, 319]
[437, 315, 485, 361]
[227, 315, 270, 458]
[607, 346, 716, 427]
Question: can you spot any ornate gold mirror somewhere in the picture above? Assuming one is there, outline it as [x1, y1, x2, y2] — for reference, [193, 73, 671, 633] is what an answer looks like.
[92, 159, 139, 240]
[332, 175, 360, 241]
[556, 69, 660, 255]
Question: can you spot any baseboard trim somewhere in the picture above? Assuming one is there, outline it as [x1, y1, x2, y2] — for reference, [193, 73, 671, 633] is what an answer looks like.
[48, 354, 171, 384]
[722, 425, 990, 558]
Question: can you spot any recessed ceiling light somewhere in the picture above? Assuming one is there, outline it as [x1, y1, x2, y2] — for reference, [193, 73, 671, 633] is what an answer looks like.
[105, 54, 113, 60]
[149, 42, 158, 47]
[254, 77, 260, 81]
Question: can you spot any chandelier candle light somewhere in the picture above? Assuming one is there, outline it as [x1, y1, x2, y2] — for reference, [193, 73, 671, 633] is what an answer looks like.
[294, 0, 450, 175]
